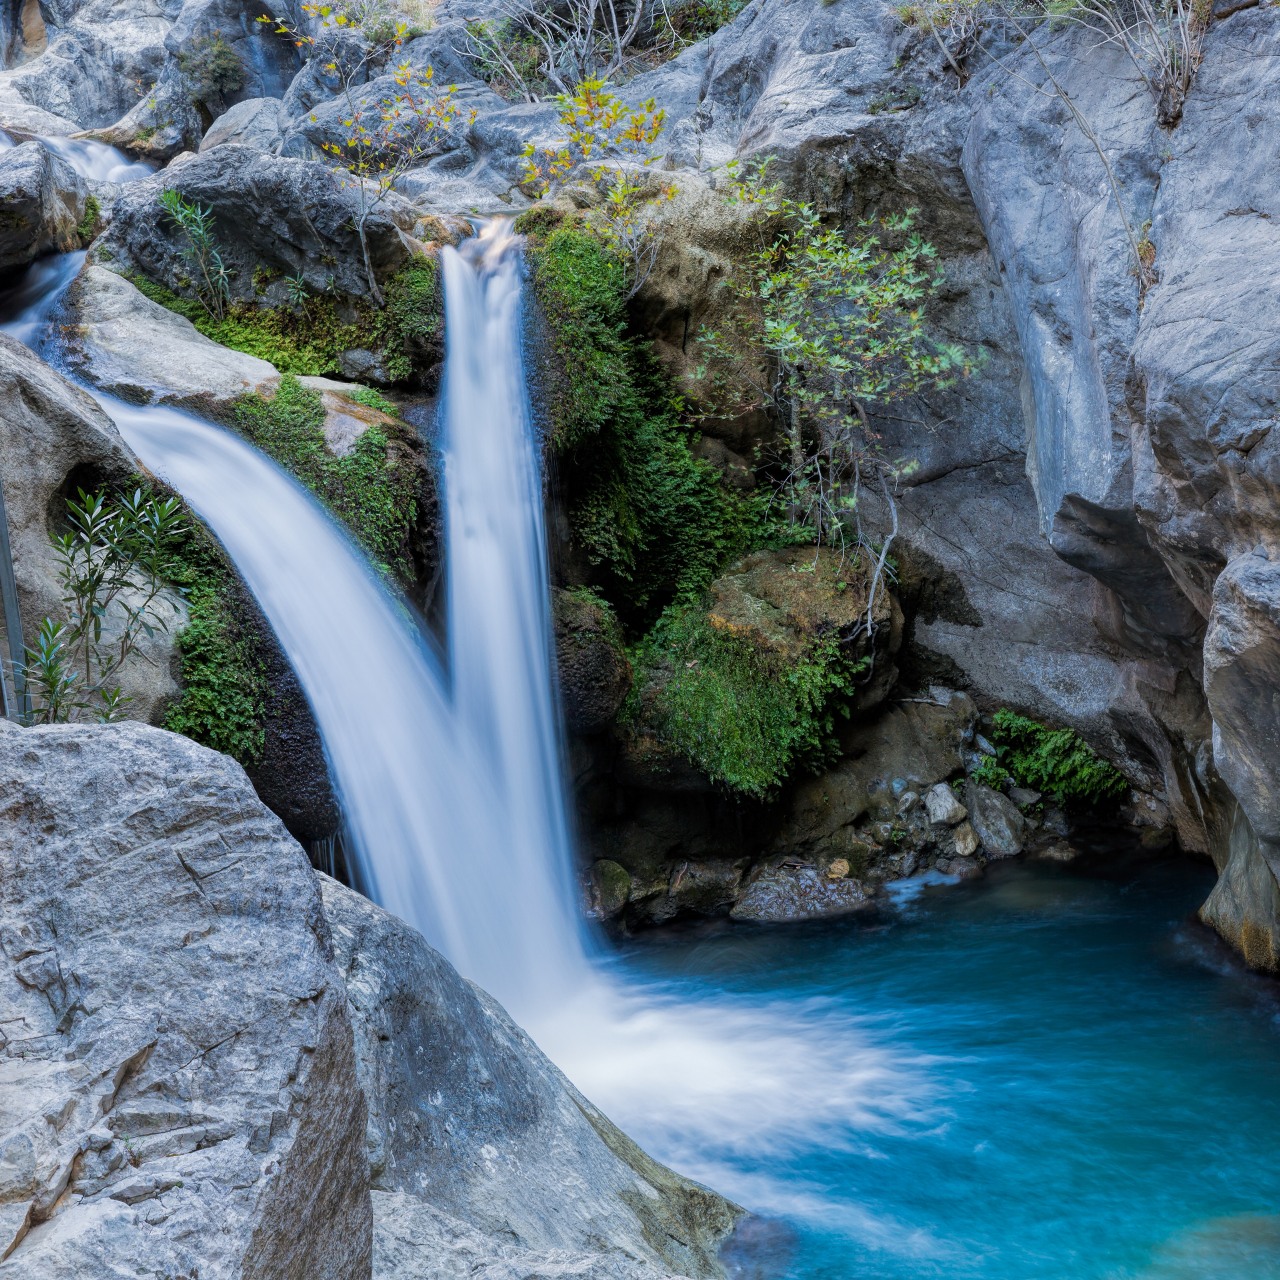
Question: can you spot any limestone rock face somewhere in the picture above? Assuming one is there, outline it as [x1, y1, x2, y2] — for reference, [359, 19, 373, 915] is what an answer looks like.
[0, 140, 86, 271]
[318, 876, 742, 1280]
[62, 264, 278, 410]
[95, 145, 424, 308]
[0, 337, 182, 724]
[0, 720, 372, 1278]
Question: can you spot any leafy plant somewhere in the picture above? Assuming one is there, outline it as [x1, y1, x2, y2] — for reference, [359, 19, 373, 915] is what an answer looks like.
[158, 189, 231, 321]
[521, 79, 672, 295]
[261, 5, 473, 303]
[21, 489, 186, 725]
[178, 32, 246, 106]
[697, 157, 969, 642]
[626, 603, 868, 797]
[986, 708, 1128, 805]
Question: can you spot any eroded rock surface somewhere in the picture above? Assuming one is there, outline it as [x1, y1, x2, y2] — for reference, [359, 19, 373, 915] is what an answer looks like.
[0, 140, 86, 270]
[0, 720, 372, 1277]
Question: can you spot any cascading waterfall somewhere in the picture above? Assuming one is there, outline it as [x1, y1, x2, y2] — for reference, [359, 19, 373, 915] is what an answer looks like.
[3, 154, 922, 1219]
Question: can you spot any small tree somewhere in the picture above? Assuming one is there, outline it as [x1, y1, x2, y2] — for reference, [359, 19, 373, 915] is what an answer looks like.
[464, 0, 648, 101]
[697, 159, 969, 633]
[521, 79, 671, 294]
[20, 489, 186, 725]
[262, 5, 474, 303]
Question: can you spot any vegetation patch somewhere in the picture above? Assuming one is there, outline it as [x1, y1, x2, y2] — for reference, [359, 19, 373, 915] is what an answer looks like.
[126, 257, 444, 384]
[526, 225, 764, 626]
[163, 516, 267, 766]
[985, 709, 1128, 806]
[625, 603, 867, 798]
[234, 374, 419, 580]
[76, 195, 101, 246]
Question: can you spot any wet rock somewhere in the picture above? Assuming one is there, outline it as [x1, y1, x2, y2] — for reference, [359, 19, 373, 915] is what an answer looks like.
[965, 782, 1027, 859]
[319, 876, 742, 1278]
[1033, 841, 1080, 863]
[924, 782, 966, 826]
[0, 720, 371, 1276]
[937, 855, 983, 880]
[62, 264, 277, 410]
[1200, 805, 1280, 974]
[1007, 786, 1041, 809]
[827, 857, 851, 879]
[731, 862, 868, 922]
[590, 858, 632, 919]
[0, 139, 86, 270]
[554, 588, 631, 735]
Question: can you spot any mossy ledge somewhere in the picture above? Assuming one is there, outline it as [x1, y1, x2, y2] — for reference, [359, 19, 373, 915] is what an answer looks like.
[126, 257, 443, 384]
[233, 374, 422, 584]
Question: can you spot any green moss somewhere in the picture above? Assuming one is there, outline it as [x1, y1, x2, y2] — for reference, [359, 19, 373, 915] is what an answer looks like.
[76, 195, 101, 245]
[126, 256, 443, 383]
[625, 604, 867, 798]
[527, 227, 763, 626]
[234, 375, 419, 580]
[372, 259, 444, 383]
[345, 385, 399, 416]
[987, 709, 1128, 806]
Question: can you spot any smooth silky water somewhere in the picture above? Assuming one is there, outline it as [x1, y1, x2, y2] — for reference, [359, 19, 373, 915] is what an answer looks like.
[6, 150, 1280, 1277]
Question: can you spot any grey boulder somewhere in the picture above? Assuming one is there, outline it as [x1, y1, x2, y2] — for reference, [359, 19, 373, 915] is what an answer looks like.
[730, 863, 868, 922]
[924, 782, 967, 826]
[199, 96, 288, 155]
[320, 876, 741, 1279]
[0, 719, 372, 1277]
[0, 140, 86, 270]
[964, 782, 1027, 859]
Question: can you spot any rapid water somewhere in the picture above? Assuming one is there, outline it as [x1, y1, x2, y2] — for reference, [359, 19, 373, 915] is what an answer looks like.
[7, 140, 1280, 1278]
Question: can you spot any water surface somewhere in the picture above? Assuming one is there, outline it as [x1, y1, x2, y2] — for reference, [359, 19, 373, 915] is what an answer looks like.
[613, 854, 1280, 1279]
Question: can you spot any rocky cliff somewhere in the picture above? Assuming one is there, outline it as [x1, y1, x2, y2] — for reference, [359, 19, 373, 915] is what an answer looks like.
[0, 0, 1277, 964]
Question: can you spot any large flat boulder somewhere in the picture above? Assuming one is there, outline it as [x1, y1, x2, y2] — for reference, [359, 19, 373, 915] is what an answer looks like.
[0, 720, 372, 1277]
[62, 264, 277, 411]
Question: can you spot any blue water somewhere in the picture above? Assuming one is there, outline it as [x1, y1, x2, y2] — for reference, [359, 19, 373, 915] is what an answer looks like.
[616, 852, 1280, 1279]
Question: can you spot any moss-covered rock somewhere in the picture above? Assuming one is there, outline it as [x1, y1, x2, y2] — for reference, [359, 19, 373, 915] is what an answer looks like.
[621, 546, 897, 799]
[525, 224, 762, 627]
[553, 588, 631, 735]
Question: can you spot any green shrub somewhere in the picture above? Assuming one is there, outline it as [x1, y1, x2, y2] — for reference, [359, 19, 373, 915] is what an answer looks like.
[346, 385, 400, 416]
[163, 520, 266, 765]
[234, 375, 419, 580]
[178, 33, 245, 105]
[626, 604, 866, 797]
[987, 709, 1128, 806]
[126, 256, 443, 383]
[527, 226, 762, 625]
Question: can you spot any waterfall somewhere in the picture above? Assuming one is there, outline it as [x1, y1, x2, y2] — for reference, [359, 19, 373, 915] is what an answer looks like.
[4, 184, 922, 1213]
